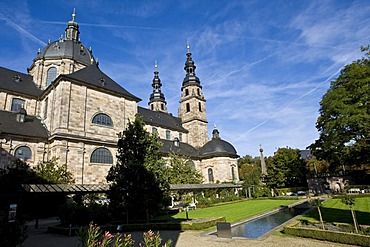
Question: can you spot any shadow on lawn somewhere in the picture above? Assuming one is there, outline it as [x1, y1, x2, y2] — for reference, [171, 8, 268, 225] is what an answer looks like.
[305, 207, 370, 225]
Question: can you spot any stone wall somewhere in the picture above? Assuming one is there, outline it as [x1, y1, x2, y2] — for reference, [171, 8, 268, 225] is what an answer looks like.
[198, 157, 239, 183]
[143, 124, 188, 143]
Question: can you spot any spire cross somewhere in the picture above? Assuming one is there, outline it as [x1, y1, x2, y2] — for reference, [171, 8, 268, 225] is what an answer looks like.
[72, 8, 76, 21]
[186, 40, 190, 53]
[154, 60, 158, 70]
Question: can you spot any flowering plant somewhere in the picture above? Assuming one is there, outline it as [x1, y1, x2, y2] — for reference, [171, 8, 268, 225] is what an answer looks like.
[78, 222, 171, 247]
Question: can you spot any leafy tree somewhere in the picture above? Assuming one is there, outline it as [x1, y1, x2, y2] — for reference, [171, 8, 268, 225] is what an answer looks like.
[239, 164, 261, 187]
[310, 46, 370, 170]
[305, 156, 330, 174]
[341, 194, 359, 233]
[266, 148, 307, 188]
[106, 115, 169, 222]
[310, 198, 325, 230]
[33, 157, 74, 184]
[166, 152, 203, 184]
[238, 155, 260, 167]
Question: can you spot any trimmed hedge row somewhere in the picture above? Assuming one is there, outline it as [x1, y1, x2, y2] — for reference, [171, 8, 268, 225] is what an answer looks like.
[48, 217, 226, 236]
[284, 225, 370, 247]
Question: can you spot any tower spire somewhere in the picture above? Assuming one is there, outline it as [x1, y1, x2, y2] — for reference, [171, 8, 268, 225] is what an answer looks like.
[149, 61, 167, 112]
[65, 8, 80, 42]
[178, 43, 208, 148]
[182, 40, 201, 88]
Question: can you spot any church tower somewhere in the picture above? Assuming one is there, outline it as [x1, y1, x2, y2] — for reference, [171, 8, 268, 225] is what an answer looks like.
[148, 63, 167, 112]
[178, 43, 208, 148]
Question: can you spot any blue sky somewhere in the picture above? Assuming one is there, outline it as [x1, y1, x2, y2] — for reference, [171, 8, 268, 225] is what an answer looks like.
[1, 0, 369, 158]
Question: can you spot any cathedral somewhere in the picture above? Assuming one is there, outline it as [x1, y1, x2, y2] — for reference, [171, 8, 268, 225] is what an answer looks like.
[0, 12, 239, 184]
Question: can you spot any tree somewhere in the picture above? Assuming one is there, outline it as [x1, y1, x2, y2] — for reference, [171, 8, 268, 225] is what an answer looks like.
[266, 148, 307, 188]
[310, 46, 370, 170]
[310, 198, 325, 230]
[341, 194, 359, 233]
[305, 156, 330, 174]
[106, 115, 169, 221]
[166, 152, 203, 184]
[239, 164, 261, 186]
[33, 157, 74, 184]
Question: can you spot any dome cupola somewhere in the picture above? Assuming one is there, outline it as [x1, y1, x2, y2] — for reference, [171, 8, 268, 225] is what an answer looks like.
[199, 125, 238, 158]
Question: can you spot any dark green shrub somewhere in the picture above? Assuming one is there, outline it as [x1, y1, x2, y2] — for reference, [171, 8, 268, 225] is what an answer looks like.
[284, 225, 370, 247]
[58, 203, 90, 226]
[0, 212, 27, 247]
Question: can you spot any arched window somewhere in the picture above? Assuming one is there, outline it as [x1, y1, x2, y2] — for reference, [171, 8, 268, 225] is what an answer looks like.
[14, 146, 32, 161]
[46, 67, 57, 87]
[90, 148, 113, 164]
[92, 113, 113, 127]
[186, 103, 190, 112]
[197, 88, 201, 96]
[208, 168, 214, 183]
[231, 166, 235, 180]
[185, 89, 189, 96]
[198, 102, 202, 112]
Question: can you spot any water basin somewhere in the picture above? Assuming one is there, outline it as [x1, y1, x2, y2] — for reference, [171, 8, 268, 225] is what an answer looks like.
[231, 202, 310, 239]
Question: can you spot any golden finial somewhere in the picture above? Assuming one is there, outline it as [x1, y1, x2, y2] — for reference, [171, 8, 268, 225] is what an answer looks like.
[214, 123, 217, 129]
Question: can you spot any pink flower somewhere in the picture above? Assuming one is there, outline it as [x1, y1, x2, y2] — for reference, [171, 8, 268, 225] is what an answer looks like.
[104, 231, 114, 239]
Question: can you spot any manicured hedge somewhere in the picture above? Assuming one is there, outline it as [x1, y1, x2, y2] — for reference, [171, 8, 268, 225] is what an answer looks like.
[284, 225, 370, 247]
[48, 217, 226, 236]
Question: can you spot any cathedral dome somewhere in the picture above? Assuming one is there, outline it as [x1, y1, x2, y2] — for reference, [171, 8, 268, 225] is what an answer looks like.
[199, 127, 238, 158]
[37, 40, 95, 66]
[35, 10, 96, 66]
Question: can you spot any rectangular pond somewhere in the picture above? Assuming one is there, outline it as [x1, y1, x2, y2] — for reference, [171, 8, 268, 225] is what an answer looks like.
[231, 202, 310, 239]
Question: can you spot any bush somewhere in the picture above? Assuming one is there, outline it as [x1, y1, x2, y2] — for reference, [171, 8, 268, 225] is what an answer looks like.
[284, 225, 370, 247]
[58, 200, 111, 227]
[0, 212, 27, 247]
[59, 203, 90, 226]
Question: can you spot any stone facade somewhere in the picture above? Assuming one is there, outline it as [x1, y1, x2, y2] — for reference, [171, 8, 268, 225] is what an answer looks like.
[0, 12, 239, 185]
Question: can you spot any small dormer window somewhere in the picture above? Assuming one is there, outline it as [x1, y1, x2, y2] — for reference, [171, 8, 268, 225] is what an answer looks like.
[100, 78, 106, 86]
[16, 108, 27, 123]
[173, 137, 180, 147]
[13, 75, 21, 83]
[166, 130, 171, 140]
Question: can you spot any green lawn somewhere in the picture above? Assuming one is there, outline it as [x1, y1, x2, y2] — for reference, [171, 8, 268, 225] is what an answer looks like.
[157, 199, 299, 223]
[300, 196, 370, 225]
